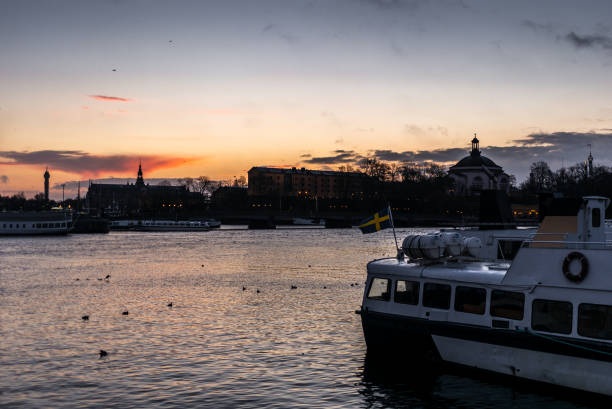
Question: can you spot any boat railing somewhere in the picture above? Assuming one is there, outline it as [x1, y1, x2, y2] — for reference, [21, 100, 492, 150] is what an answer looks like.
[522, 235, 612, 249]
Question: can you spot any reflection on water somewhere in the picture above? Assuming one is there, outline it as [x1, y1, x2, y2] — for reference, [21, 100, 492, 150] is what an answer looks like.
[0, 229, 606, 408]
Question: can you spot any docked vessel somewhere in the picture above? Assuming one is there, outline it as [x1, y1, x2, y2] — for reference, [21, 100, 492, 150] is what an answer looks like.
[130, 220, 210, 232]
[293, 217, 324, 226]
[0, 211, 72, 235]
[359, 196, 612, 396]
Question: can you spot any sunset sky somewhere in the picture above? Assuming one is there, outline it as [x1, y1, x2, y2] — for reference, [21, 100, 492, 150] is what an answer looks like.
[2, 0, 612, 198]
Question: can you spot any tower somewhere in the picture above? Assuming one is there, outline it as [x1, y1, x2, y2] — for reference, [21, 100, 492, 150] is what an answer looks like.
[588, 144, 593, 178]
[471, 133, 480, 156]
[136, 161, 145, 187]
[44, 168, 50, 201]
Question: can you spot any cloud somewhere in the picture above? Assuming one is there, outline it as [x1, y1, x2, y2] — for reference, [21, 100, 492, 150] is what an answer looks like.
[404, 124, 448, 138]
[88, 95, 133, 102]
[261, 24, 300, 45]
[0, 150, 199, 177]
[300, 131, 612, 181]
[564, 31, 612, 51]
[302, 150, 363, 164]
[300, 153, 312, 158]
[521, 20, 554, 34]
[522, 21, 612, 55]
[0, 175, 8, 184]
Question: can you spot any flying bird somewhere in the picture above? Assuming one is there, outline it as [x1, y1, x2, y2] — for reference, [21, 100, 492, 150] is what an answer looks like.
[112, 69, 117, 72]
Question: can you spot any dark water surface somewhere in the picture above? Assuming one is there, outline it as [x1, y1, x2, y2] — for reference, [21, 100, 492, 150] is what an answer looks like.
[0, 229, 605, 408]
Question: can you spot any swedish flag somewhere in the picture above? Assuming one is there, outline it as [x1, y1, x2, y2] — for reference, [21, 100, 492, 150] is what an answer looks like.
[359, 208, 393, 234]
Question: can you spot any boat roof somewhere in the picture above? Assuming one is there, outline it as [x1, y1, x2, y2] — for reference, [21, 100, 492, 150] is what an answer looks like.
[367, 257, 508, 285]
[0, 211, 71, 221]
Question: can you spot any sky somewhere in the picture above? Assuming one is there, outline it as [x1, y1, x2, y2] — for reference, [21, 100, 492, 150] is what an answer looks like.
[2, 0, 612, 199]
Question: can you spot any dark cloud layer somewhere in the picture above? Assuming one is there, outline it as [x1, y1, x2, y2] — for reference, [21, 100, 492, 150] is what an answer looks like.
[0, 150, 197, 177]
[302, 149, 363, 164]
[301, 132, 612, 181]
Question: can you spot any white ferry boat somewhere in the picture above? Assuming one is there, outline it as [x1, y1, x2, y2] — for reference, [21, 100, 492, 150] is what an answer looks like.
[360, 196, 612, 396]
[0, 211, 72, 235]
[131, 220, 210, 232]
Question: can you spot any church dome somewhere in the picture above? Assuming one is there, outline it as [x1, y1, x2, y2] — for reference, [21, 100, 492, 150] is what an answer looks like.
[452, 154, 501, 168]
[450, 135, 501, 169]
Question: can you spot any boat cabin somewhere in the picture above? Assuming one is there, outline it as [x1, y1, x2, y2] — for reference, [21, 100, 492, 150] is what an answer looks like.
[361, 197, 612, 395]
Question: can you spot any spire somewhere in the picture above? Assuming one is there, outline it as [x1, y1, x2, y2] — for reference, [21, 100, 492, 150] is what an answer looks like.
[471, 133, 480, 156]
[136, 160, 145, 187]
[44, 167, 50, 201]
[588, 144, 593, 177]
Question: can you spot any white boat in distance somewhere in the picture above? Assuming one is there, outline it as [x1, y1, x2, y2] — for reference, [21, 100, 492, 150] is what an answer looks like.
[130, 220, 210, 232]
[360, 196, 612, 396]
[0, 211, 72, 235]
[292, 217, 325, 226]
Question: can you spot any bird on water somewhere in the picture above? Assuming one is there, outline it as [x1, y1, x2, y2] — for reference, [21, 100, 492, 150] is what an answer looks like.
[82, 315, 89, 321]
[105, 274, 111, 279]
[122, 310, 129, 315]
[291, 285, 297, 289]
[167, 302, 173, 307]
[99, 350, 108, 358]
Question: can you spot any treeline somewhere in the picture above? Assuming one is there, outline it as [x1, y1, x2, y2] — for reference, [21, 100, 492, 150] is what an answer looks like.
[518, 160, 612, 199]
[0, 192, 56, 211]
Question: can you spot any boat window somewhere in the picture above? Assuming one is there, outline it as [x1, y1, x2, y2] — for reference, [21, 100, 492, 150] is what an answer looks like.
[532, 299, 572, 334]
[42, 223, 48, 228]
[496, 240, 522, 260]
[2, 224, 5, 228]
[367, 278, 391, 301]
[592, 208, 601, 228]
[395, 280, 420, 305]
[578, 303, 612, 340]
[9, 224, 13, 228]
[36, 224, 41, 228]
[454, 286, 486, 315]
[423, 283, 451, 310]
[490, 290, 524, 320]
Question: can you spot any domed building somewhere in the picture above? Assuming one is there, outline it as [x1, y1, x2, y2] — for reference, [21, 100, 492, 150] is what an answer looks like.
[448, 135, 510, 196]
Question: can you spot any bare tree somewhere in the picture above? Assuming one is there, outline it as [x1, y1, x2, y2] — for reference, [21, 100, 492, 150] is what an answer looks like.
[178, 177, 195, 192]
[195, 176, 213, 195]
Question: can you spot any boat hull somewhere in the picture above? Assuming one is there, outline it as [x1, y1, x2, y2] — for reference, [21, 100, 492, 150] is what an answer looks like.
[361, 310, 612, 396]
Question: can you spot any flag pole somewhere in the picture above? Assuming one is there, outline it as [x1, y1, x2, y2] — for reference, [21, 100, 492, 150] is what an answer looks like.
[387, 204, 401, 257]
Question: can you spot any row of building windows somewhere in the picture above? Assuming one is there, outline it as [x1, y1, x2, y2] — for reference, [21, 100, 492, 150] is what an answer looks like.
[2, 222, 67, 229]
[367, 278, 612, 340]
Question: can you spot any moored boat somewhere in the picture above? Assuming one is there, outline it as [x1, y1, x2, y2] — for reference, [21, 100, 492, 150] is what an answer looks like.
[0, 211, 72, 235]
[131, 219, 210, 232]
[359, 196, 612, 396]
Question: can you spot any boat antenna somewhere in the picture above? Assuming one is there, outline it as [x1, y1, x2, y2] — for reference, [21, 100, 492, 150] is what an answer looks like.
[387, 204, 403, 260]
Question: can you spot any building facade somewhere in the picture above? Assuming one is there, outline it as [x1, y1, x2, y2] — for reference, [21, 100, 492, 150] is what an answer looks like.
[248, 166, 367, 201]
[448, 136, 510, 196]
[86, 163, 202, 216]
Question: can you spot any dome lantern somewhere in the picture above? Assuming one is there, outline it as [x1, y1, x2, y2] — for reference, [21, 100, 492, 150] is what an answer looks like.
[471, 133, 480, 156]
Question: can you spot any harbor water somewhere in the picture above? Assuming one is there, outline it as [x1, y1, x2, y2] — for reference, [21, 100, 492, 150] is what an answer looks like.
[0, 229, 606, 408]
